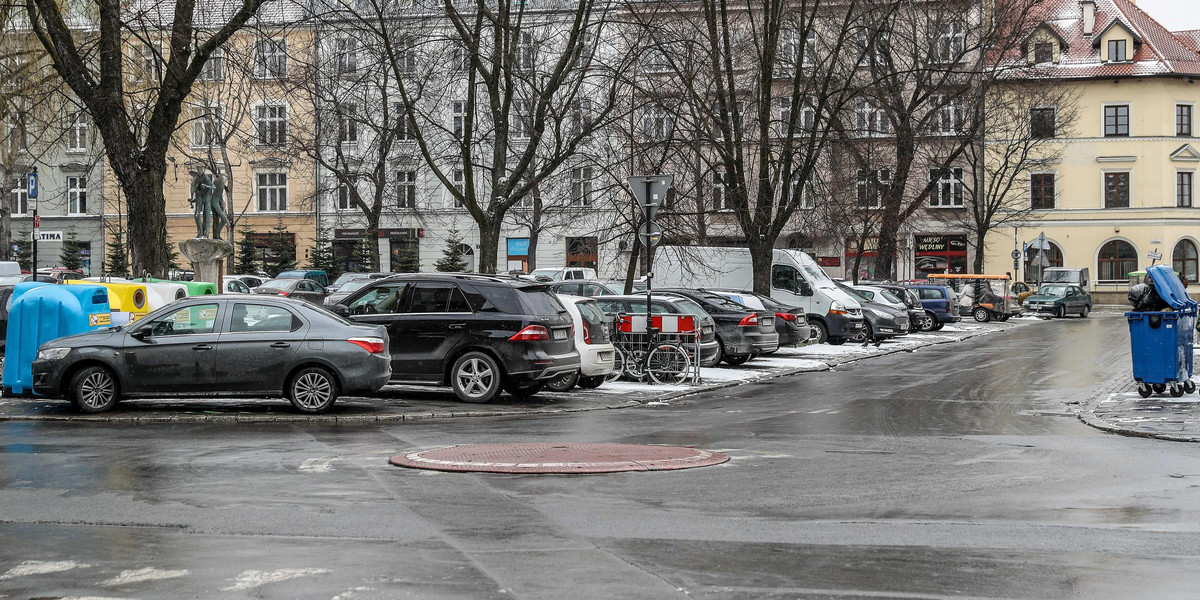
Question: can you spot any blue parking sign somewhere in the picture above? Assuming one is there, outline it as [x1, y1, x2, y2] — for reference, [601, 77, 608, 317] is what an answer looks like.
[27, 170, 37, 199]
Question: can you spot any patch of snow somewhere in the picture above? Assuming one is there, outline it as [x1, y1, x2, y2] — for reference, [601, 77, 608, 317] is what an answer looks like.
[101, 567, 188, 586]
[0, 560, 90, 580]
[222, 568, 332, 591]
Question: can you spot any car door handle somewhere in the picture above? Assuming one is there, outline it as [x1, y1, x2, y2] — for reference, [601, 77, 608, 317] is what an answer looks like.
[447, 323, 466, 330]
[270, 342, 291, 348]
[192, 344, 213, 350]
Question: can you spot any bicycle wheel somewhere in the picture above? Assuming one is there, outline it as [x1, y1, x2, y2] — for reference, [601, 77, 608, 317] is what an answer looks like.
[623, 349, 647, 381]
[605, 347, 627, 383]
[646, 343, 692, 385]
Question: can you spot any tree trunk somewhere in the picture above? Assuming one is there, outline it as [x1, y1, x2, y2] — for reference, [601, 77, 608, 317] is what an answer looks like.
[874, 219, 900, 281]
[0, 166, 12, 261]
[973, 228, 988, 274]
[749, 238, 773, 295]
[365, 213, 381, 272]
[477, 214, 502, 274]
[122, 166, 171, 278]
[527, 193, 542, 271]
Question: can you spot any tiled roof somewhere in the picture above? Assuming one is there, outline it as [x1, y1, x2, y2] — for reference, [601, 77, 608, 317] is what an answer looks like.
[1003, 0, 1200, 79]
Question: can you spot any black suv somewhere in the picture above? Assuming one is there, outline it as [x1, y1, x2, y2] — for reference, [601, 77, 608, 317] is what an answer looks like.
[332, 274, 579, 403]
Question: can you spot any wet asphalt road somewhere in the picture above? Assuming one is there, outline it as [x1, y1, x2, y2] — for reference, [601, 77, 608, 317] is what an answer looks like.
[2, 314, 1200, 599]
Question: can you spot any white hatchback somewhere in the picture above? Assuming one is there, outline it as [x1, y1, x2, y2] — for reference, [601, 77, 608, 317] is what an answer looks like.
[544, 295, 617, 392]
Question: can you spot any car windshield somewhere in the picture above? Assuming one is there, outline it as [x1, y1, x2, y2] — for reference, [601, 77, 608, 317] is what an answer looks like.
[530, 269, 559, 280]
[1039, 285, 1069, 297]
[796, 252, 833, 285]
[333, 273, 364, 286]
[258, 280, 292, 291]
[698, 291, 751, 310]
[877, 289, 903, 304]
[669, 298, 710, 319]
[339, 279, 373, 293]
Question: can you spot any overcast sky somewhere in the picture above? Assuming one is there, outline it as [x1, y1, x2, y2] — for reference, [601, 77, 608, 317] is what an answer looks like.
[1138, 0, 1200, 31]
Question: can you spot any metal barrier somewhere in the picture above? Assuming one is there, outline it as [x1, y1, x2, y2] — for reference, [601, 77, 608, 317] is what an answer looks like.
[609, 313, 701, 385]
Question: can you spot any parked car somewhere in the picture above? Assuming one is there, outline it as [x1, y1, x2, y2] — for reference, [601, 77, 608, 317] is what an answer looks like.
[1023, 283, 1092, 318]
[331, 273, 579, 403]
[324, 277, 379, 307]
[223, 279, 251, 294]
[37, 268, 84, 283]
[1011, 281, 1034, 304]
[654, 288, 779, 365]
[547, 279, 620, 297]
[327, 272, 389, 294]
[227, 274, 266, 289]
[275, 270, 331, 287]
[30, 296, 390, 414]
[594, 294, 722, 367]
[869, 284, 929, 331]
[705, 289, 813, 348]
[905, 284, 961, 331]
[835, 282, 909, 341]
[254, 278, 327, 305]
[854, 285, 925, 333]
[529, 267, 597, 281]
[599, 278, 647, 293]
[546, 295, 617, 391]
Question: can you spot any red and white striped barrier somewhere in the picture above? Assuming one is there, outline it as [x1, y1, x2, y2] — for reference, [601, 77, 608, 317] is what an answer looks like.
[618, 314, 698, 334]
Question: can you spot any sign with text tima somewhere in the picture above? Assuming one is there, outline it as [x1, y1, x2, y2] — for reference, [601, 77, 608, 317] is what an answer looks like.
[31, 231, 62, 242]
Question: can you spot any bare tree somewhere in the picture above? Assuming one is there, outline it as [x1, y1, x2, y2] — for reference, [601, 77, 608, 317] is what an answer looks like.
[24, 0, 273, 276]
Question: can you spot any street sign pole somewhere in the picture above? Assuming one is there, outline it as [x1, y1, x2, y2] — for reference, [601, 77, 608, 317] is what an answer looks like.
[627, 174, 673, 378]
[29, 167, 38, 274]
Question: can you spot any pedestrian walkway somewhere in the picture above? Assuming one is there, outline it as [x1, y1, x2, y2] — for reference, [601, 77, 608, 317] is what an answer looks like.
[1081, 374, 1200, 442]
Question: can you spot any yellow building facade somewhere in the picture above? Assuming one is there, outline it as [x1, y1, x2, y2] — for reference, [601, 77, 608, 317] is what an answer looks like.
[983, 0, 1200, 301]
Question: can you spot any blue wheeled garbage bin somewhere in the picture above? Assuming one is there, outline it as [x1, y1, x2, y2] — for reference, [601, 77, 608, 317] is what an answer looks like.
[2, 284, 111, 396]
[1127, 265, 1198, 397]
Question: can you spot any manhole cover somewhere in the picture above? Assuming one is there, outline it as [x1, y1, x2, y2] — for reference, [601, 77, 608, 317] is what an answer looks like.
[390, 443, 729, 474]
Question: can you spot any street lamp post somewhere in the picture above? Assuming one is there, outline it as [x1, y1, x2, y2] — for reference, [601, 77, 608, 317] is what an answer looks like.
[29, 167, 39, 274]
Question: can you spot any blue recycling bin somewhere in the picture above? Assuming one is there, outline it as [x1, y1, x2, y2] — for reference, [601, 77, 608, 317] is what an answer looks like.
[2, 284, 111, 396]
[1126, 265, 1198, 396]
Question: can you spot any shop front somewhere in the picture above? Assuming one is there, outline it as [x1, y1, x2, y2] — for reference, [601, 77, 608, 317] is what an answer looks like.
[914, 234, 968, 277]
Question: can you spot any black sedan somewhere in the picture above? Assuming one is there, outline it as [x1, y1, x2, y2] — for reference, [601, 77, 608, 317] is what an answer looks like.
[255, 278, 327, 305]
[31, 296, 390, 414]
[655, 288, 779, 365]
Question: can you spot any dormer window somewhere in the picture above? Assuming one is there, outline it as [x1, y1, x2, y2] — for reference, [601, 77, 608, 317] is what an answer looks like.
[1107, 39, 1127, 62]
[1034, 42, 1053, 64]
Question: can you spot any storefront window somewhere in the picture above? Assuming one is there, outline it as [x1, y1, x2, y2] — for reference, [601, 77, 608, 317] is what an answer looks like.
[1098, 240, 1137, 282]
[1173, 239, 1198, 285]
[1024, 241, 1063, 283]
[914, 235, 967, 277]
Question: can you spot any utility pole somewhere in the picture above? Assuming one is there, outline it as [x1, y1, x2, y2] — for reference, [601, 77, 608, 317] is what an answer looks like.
[29, 167, 38, 273]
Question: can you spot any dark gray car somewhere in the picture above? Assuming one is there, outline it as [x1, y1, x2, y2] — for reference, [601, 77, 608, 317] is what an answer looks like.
[255, 278, 327, 305]
[30, 296, 391, 414]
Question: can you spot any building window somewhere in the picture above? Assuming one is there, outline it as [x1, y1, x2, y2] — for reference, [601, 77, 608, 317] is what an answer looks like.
[512, 100, 532, 140]
[1024, 241, 1063, 282]
[570, 166, 593, 206]
[450, 168, 464, 208]
[1107, 39, 1126, 62]
[336, 182, 352, 211]
[516, 32, 535, 72]
[399, 46, 418, 76]
[791, 172, 814, 209]
[190, 105, 222, 148]
[711, 171, 729, 211]
[1178, 104, 1193, 137]
[566, 236, 598, 270]
[394, 102, 415, 141]
[255, 38, 287, 79]
[1174, 239, 1199, 285]
[713, 101, 743, 141]
[452, 44, 469, 71]
[856, 169, 890, 208]
[66, 177, 86, 215]
[199, 47, 224, 81]
[928, 168, 963, 207]
[256, 104, 287, 146]
[641, 47, 671, 73]
[1179, 171, 1194, 208]
[397, 170, 417, 208]
[568, 98, 592, 138]
[1033, 42, 1053, 64]
[642, 105, 674, 141]
[338, 104, 358, 145]
[10, 176, 26, 215]
[67, 111, 88, 152]
[257, 172, 288, 211]
[1098, 240, 1137, 282]
[1104, 172, 1130, 208]
[453, 101, 466, 140]
[1104, 104, 1129, 137]
[930, 95, 963, 135]
[856, 99, 891, 136]
[132, 43, 159, 82]
[855, 28, 888, 65]
[1030, 107, 1056, 139]
[934, 21, 964, 63]
[336, 37, 357, 75]
[776, 98, 812, 137]
[1031, 173, 1055, 209]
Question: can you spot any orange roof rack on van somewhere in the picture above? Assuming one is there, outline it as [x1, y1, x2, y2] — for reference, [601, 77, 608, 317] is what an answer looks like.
[925, 273, 1010, 280]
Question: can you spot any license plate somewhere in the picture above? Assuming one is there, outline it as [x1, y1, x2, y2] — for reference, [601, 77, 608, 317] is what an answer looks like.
[553, 329, 568, 340]
[702, 326, 714, 334]
[761, 317, 773, 326]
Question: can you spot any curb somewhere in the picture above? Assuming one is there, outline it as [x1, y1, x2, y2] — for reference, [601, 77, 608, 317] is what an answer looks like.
[0, 323, 1022, 425]
[1075, 406, 1200, 443]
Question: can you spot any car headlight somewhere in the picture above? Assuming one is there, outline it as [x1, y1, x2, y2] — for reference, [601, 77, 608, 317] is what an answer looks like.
[37, 347, 70, 361]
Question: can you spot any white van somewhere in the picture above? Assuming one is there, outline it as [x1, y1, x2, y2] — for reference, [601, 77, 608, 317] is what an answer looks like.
[653, 247, 865, 344]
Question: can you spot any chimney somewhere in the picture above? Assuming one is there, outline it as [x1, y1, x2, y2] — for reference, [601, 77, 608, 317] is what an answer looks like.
[1082, 0, 1096, 36]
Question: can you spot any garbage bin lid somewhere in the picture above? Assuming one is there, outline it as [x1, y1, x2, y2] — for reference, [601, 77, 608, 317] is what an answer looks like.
[1145, 265, 1197, 310]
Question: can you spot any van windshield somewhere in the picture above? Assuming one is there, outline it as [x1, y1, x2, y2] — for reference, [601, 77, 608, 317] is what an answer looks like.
[1042, 270, 1073, 283]
[795, 252, 833, 285]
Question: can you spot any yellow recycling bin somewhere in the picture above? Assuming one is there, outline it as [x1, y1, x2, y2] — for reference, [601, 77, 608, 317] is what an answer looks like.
[68, 280, 150, 325]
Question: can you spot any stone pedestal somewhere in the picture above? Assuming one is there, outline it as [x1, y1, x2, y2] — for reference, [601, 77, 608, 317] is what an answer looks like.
[179, 238, 234, 288]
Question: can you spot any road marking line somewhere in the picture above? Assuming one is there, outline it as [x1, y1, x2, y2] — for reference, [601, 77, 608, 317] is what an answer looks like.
[101, 567, 189, 586]
[222, 568, 332, 591]
[0, 560, 90, 580]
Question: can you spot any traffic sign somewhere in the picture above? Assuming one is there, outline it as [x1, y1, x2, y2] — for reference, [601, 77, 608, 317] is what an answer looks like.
[1029, 232, 1051, 250]
[33, 215, 40, 229]
[1032, 250, 1050, 268]
[638, 221, 662, 247]
[1011, 249, 1020, 260]
[627, 175, 673, 221]
[27, 169, 37, 199]
[1148, 250, 1163, 261]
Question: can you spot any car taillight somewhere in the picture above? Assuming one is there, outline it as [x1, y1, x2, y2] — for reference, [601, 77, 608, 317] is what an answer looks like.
[582, 321, 591, 344]
[347, 337, 386, 353]
[738, 313, 759, 326]
[509, 325, 550, 341]
[278, 291, 289, 297]
[776, 312, 796, 321]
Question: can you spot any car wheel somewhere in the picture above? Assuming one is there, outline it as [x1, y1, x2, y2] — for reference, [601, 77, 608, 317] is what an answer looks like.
[451, 352, 502, 403]
[69, 365, 120, 414]
[723, 354, 751, 366]
[973, 307, 991, 322]
[808, 319, 829, 344]
[1056, 305, 1066, 319]
[504, 381, 545, 398]
[929, 321, 945, 331]
[854, 321, 871, 343]
[287, 366, 339, 414]
[918, 314, 935, 331]
[577, 375, 605, 389]
[1080, 305, 1090, 318]
[545, 370, 579, 393]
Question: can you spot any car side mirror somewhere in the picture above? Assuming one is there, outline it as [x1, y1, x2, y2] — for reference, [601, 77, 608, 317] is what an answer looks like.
[332, 303, 350, 316]
[798, 280, 813, 297]
[130, 328, 150, 341]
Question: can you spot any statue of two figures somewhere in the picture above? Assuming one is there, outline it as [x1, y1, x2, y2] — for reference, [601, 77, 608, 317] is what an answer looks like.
[189, 172, 229, 239]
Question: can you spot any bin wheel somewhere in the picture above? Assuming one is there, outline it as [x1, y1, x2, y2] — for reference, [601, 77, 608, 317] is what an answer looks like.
[1186, 380, 1197, 394]
[1171, 384, 1185, 398]
[1137, 383, 1153, 398]
[1153, 383, 1166, 394]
